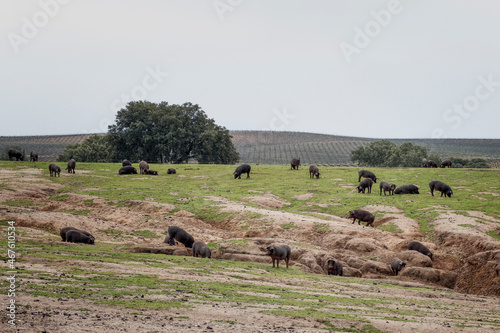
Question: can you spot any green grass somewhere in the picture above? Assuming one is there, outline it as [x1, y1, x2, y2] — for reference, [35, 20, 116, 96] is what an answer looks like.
[0, 162, 498, 238]
[132, 230, 161, 238]
[376, 222, 403, 234]
[98, 229, 123, 237]
[486, 228, 500, 241]
[313, 222, 330, 233]
[50, 194, 70, 201]
[281, 222, 299, 230]
[2, 199, 36, 206]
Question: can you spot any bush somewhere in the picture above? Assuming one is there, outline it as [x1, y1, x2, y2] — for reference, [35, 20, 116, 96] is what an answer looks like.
[449, 157, 490, 168]
[351, 140, 427, 167]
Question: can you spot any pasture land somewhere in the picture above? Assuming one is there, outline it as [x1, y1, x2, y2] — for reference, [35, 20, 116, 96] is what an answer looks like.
[0, 161, 499, 332]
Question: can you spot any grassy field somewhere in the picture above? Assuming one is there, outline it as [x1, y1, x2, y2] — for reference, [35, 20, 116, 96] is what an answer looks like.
[1, 161, 499, 332]
[2, 161, 499, 236]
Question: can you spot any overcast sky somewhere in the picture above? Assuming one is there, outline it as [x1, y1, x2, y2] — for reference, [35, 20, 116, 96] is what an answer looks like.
[1, 0, 499, 139]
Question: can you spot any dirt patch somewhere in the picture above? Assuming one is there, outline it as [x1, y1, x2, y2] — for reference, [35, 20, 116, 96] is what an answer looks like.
[363, 205, 403, 213]
[293, 192, 313, 200]
[244, 193, 291, 209]
[478, 191, 499, 196]
[433, 211, 498, 238]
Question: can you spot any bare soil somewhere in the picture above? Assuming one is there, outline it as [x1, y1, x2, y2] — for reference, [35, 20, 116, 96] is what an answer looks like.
[1, 168, 499, 332]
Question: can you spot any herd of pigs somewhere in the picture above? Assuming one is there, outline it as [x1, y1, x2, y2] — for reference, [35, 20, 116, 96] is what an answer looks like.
[48, 156, 455, 279]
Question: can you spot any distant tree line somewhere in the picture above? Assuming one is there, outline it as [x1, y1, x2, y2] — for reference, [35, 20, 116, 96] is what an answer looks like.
[350, 140, 490, 168]
[58, 101, 239, 164]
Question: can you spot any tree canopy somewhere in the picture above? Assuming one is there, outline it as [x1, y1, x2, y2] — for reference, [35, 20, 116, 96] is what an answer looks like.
[107, 101, 239, 164]
[350, 140, 428, 167]
[57, 135, 112, 162]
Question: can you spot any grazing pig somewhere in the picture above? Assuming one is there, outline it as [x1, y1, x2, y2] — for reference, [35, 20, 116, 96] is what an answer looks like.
[309, 164, 320, 179]
[192, 241, 212, 258]
[166, 226, 194, 248]
[429, 180, 453, 198]
[234, 164, 251, 179]
[394, 184, 419, 194]
[118, 166, 138, 175]
[390, 258, 406, 276]
[379, 181, 396, 196]
[426, 160, 438, 168]
[66, 230, 95, 245]
[139, 161, 149, 174]
[326, 258, 343, 276]
[30, 151, 38, 162]
[348, 209, 375, 227]
[440, 159, 452, 168]
[357, 178, 373, 194]
[49, 163, 61, 177]
[122, 159, 132, 166]
[167, 168, 176, 174]
[60, 227, 94, 242]
[147, 170, 158, 175]
[66, 159, 76, 173]
[408, 240, 433, 260]
[266, 245, 291, 268]
[8, 149, 24, 161]
[291, 158, 300, 170]
[358, 169, 377, 183]
[421, 158, 428, 168]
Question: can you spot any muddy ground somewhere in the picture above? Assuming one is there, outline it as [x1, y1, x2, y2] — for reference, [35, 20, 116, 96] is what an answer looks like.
[0, 167, 499, 332]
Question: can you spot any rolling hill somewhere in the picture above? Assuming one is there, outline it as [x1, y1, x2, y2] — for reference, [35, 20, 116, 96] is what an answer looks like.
[0, 131, 499, 165]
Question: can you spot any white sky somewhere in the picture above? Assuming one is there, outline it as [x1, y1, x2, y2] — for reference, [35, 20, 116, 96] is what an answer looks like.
[1, 0, 499, 138]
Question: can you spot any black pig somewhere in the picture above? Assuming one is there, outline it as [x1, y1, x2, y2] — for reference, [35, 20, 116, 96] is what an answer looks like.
[358, 169, 377, 183]
[394, 184, 419, 194]
[165, 226, 194, 248]
[192, 241, 212, 258]
[326, 258, 343, 276]
[390, 258, 406, 276]
[408, 240, 433, 260]
[49, 164, 61, 177]
[66, 159, 76, 173]
[66, 230, 95, 245]
[118, 166, 138, 175]
[309, 164, 320, 179]
[429, 180, 453, 198]
[266, 245, 291, 268]
[348, 209, 374, 227]
[379, 181, 396, 195]
[60, 227, 94, 242]
[357, 178, 373, 194]
[234, 164, 251, 179]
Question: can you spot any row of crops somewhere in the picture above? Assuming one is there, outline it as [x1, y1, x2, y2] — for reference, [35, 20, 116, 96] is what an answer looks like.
[0, 134, 95, 161]
[234, 140, 367, 166]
